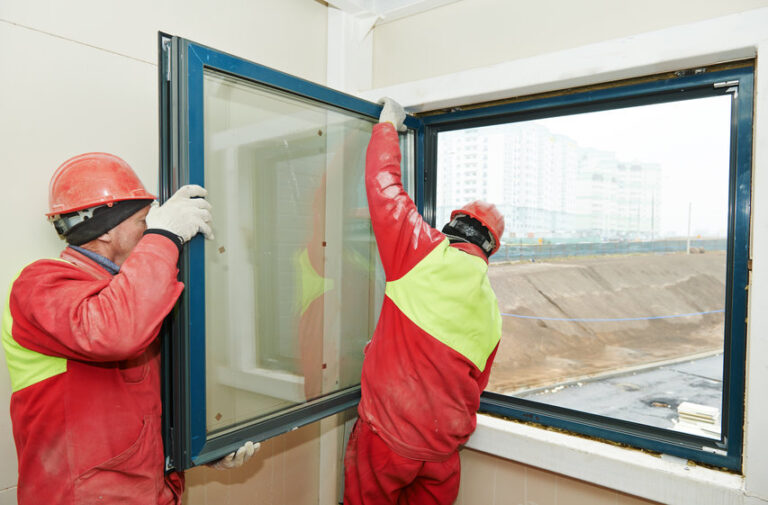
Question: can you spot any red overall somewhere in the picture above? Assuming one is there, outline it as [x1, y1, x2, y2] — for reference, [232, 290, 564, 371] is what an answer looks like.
[2, 234, 185, 504]
[344, 123, 501, 505]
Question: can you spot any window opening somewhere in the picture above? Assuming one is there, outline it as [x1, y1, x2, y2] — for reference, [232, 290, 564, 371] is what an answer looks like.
[423, 63, 752, 470]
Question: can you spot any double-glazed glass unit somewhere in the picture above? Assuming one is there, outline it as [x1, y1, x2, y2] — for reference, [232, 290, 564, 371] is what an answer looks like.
[159, 35, 416, 469]
[160, 32, 752, 472]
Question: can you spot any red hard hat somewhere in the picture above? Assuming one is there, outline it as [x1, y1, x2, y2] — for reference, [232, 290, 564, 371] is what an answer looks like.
[47, 152, 156, 216]
[451, 200, 505, 255]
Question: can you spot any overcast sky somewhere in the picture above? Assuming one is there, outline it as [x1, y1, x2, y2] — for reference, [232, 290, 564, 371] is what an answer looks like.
[534, 95, 732, 237]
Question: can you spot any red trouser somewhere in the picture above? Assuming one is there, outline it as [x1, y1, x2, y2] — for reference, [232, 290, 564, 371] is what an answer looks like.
[344, 420, 461, 505]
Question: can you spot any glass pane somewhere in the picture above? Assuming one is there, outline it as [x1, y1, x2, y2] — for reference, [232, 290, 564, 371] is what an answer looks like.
[203, 71, 385, 435]
[436, 95, 731, 438]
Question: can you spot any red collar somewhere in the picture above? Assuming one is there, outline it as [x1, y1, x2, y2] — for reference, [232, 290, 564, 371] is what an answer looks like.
[60, 247, 114, 280]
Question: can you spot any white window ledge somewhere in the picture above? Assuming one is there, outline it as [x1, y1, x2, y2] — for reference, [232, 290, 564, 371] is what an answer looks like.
[466, 414, 752, 505]
[217, 366, 305, 403]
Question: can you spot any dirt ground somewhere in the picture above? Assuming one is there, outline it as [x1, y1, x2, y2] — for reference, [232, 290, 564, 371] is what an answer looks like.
[486, 251, 726, 393]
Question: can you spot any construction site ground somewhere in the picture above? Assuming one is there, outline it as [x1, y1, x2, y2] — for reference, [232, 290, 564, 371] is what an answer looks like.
[487, 250, 726, 395]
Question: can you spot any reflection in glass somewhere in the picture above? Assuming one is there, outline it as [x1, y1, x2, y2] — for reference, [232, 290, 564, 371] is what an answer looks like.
[436, 96, 731, 438]
[202, 71, 383, 435]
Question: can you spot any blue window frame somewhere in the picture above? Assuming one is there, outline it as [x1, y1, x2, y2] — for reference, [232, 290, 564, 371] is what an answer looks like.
[419, 63, 753, 471]
[159, 33, 420, 470]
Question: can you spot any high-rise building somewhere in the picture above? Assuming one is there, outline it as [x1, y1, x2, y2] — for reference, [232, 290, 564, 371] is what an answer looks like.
[437, 123, 662, 241]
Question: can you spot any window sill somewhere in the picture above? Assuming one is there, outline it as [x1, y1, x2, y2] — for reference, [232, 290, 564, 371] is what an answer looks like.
[466, 414, 745, 505]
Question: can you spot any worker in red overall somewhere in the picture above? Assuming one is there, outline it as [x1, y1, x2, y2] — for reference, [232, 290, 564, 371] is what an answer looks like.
[2, 153, 256, 504]
[344, 99, 505, 505]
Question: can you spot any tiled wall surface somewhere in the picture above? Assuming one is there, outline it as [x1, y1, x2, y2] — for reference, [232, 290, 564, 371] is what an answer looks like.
[181, 424, 659, 505]
[183, 422, 321, 505]
[456, 448, 659, 505]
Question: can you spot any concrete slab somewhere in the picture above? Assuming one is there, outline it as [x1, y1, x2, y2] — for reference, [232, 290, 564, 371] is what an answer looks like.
[518, 354, 723, 437]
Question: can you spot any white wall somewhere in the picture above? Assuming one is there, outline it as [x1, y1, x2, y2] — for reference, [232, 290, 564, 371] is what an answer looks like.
[359, 3, 768, 504]
[371, 0, 768, 88]
[0, 1, 327, 502]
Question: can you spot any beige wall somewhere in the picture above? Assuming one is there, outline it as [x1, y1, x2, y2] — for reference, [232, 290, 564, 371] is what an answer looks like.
[371, 0, 768, 88]
[457, 449, 657, 505]
[183, 443, 661, 505]
[0, 0, 326, 503]
[182, 422, 322, 505]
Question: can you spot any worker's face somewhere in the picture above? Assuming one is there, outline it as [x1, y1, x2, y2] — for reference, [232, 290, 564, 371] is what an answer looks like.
[106, 205, 150, 266]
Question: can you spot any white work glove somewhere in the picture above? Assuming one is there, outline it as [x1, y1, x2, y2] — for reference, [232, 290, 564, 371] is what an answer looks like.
[146, 184, 214, 243]
[378, 97, 406, 132]
[208, 441, 260, 470]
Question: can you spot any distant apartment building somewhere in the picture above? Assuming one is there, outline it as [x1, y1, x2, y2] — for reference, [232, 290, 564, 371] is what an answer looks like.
[437, 123, 662, 242]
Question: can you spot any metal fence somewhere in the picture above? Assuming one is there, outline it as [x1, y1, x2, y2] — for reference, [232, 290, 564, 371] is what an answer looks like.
[492, 238, 727, 263]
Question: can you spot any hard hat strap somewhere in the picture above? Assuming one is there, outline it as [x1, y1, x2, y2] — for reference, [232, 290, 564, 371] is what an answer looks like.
[441, 215, 495, 257]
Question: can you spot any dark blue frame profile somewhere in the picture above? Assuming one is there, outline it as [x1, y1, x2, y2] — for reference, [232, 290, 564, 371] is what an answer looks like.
[420, 65, 753, 471]
[159, 34, 422, 470]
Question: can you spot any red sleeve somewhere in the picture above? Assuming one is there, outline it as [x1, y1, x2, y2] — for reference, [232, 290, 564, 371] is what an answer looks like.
[9, 234, 184, 362]
[366, 123, 445, 281]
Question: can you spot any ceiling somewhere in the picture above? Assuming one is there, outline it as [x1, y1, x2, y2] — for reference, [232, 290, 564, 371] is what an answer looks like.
[325, 0, 460, 25]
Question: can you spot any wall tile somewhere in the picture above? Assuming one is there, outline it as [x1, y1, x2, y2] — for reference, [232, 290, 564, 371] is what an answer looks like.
[555, 475, 618, 505]
[184, 440, 279, 505]
[283, 425, 321, 505]
[616, 491, 661, 505]
[525, 466, 557, 505]
[457, 453, 663, 505]
[458, 449, 498, 504]
[235, 435, 282, 505]
[200, 468, 231, 505]
[493, 457, 526, 505]
[227, 450, 274, 505]
[181, 466, 207, 505]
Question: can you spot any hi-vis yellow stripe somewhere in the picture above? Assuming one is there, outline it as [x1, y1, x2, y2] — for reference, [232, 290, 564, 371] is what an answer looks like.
[385, 239, 501, 371]
[2, 268, 67, 392]
[297, 249, 334, 315]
